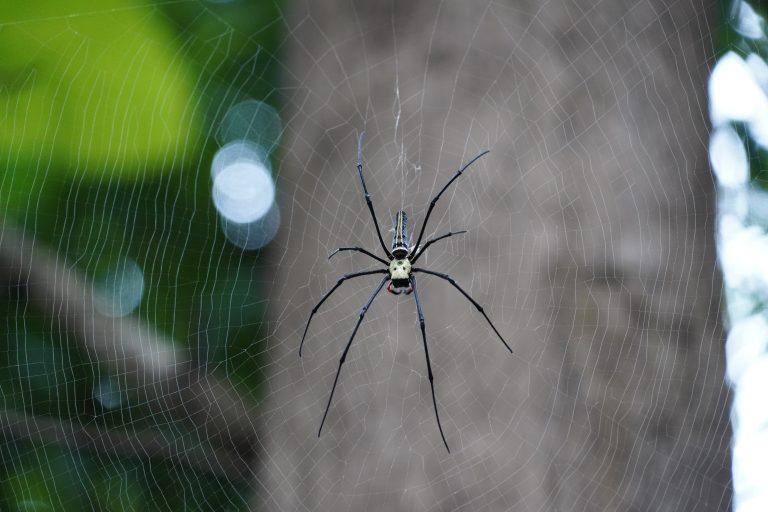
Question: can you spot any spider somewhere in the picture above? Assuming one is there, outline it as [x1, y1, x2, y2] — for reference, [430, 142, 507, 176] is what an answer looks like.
[299, 132, 513, 452]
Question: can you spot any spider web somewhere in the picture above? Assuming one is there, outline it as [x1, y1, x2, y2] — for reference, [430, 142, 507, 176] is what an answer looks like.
[0, 1, 735, 511]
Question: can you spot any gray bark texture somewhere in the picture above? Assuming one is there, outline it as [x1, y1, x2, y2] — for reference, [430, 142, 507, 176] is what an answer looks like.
[253, 0, 732, 510]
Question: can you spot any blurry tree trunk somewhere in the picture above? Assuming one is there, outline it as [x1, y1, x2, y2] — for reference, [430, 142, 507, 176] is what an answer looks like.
[253, 0, 731, 510]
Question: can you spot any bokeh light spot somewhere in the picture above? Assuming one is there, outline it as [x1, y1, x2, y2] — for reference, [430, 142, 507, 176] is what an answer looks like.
[93, 377, 125, 410]
[95, 258, 144, 318]
[217, 99, 282, 154]
[212, 160, 275, 224]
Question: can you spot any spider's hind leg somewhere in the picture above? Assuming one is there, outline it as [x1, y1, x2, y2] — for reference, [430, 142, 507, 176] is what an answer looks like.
[414, 268, 513, 355]
[318, 275, 389, 437]
[299, 268, 388, 357]
[410, 275, 450, 452]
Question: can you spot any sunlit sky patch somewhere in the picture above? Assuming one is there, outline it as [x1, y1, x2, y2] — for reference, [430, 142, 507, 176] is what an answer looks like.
[710, 125, 749, 188]
[710, 3, 768, 511]
[732, 0, 765, 40]
[710, 52, 768, 137]
[718, 215, 768, 287]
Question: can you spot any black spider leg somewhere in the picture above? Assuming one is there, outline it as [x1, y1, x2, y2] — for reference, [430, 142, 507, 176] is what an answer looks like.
[410, 275, 450, 453]
[299, 269, 388, 357]
[409, 150, 490, 259]
[356, 132, 393, 259]
[414, 268, 513, 355]
[318, 275, 389, 437]
[328, 247, 389, 266]
[410, 230, 467, 265]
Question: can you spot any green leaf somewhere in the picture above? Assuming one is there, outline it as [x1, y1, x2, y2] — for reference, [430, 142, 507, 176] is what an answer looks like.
[0, 0, 200, 188]
[87, 467, 145, 512]
[3, 445, 86, 512]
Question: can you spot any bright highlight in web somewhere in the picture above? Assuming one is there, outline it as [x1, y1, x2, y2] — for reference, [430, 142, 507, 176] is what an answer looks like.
[211, 100, 282, 250]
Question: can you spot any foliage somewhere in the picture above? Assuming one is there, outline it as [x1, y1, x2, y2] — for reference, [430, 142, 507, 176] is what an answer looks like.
[0, 0, 283, 510]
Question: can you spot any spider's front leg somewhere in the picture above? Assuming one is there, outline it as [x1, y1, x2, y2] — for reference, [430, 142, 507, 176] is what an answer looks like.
[409, 150, 489, 259]
[328, 246, 389, 266]
[355, 132, 392, 259]
[410, 230, 467, 265]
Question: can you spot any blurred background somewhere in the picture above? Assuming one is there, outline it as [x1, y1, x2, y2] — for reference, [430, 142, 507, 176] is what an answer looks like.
[0, 0, 752, 510]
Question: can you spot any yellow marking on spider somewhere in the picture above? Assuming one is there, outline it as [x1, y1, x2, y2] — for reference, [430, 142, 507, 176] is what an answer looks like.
[388, 258, 411, 280]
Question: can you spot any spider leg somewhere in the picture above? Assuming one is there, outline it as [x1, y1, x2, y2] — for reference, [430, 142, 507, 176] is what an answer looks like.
[300, 269, 388, 357]
[414, 268, 513, 355]
[410, 276, 450, 453]
[409, 150, 489, 259]
[328, 246, 389, 266]
[318, 275, 389, 437]
[409, 230, 467, 265]
[356, 132, 393, 259]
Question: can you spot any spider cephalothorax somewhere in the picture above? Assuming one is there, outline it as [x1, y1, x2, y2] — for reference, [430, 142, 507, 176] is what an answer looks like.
[300, 132, 513, 453]
[387, 256, 412, 294]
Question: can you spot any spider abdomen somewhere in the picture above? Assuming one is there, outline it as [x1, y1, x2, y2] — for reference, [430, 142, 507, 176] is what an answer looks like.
[392, 210, 409, 259]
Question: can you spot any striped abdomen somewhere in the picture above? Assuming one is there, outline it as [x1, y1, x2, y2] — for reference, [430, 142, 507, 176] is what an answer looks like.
[392, 210, 408, 259]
